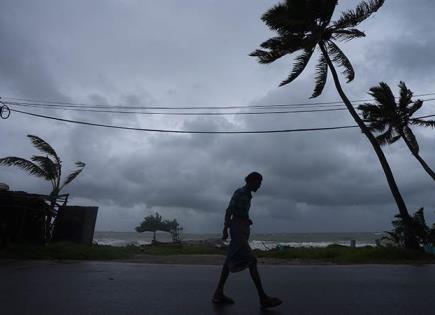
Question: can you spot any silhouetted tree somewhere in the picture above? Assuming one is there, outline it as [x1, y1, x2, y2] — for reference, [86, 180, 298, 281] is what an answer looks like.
[0, 135, 86, 197]
[250, 0, 419, 248]
[358, 82, 435, 181]
[382, 208, 435, 248]
[135, 212, 181, 243]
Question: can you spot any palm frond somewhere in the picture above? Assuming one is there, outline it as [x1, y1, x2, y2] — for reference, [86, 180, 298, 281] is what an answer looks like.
[358, 103, 391, 133]
[261, 0, 335, 35]
[30, 155, 58, 180]
[332, 28, 366, 41]
[367, 119, 388, 133]
[358, 103, 381, 120]
[261, 1, 309, 34]
[333, 0, 385, 29]
[375, 128, 392, 146]
[368, 82, 396, 110]
[409, 118, 435, 128]
[376, 127, 401, 146]
[259, 36, 302, 52]
[0, 156, 47, 178]
[311, 54, 328, 98]
[403, 126, 419, 154]
[75, 161, 86, 168]
[28, 135, 62, 181]
[27, 135, 57, 157]
[312, 0, 338, 27]
[60, 161, 86, 190]
[250, 35, 303, 64]
[279, 47, 315, 86]
[326, 41, 354, 82]
[398, 81, 413, 111]
[249, 49, 282, 64]
[408, 100, 423, 117]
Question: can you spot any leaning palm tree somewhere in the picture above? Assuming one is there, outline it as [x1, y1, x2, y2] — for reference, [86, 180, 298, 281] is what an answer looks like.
[358, 82, 435, 181]
[250, 0, 419, 248]
[0, 134, 85, 197]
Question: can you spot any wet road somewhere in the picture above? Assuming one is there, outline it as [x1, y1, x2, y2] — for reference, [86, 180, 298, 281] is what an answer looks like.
[1, 260, 435, 315]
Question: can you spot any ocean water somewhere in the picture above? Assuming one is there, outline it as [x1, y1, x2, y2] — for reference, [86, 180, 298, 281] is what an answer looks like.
[94, 231, 384, 250]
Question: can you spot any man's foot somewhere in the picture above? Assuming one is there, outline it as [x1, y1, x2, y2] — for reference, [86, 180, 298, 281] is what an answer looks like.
[212, 293, 235, 305]
[260, 296, 282, 309]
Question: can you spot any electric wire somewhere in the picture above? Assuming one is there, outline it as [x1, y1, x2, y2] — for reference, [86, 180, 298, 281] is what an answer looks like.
[2, 92, 435, 110]
[7, 108, 435, 134]
[4, 98, 435, 116]
[5, 102, 348, 116]
[8, 108, 359, 134]
[4, 100, 346, 110]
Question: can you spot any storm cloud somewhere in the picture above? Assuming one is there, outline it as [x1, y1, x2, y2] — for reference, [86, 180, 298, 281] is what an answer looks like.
[1, 0, 434, 233]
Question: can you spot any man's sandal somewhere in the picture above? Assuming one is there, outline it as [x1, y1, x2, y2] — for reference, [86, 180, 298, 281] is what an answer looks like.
[260, 297, 282, 309]
[212, 294, 235, 304]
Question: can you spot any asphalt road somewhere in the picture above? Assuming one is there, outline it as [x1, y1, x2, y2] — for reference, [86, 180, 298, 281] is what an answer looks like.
[1, 260, 435, 315]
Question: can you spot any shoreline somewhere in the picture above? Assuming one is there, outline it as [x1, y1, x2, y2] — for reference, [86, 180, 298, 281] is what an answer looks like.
[93, 231, 383, 250]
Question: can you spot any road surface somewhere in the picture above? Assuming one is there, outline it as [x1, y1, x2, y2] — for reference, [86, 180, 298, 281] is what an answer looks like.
[1, 260, 434, 314]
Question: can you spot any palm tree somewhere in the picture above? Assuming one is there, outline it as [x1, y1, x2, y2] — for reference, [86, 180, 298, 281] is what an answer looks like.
[358, 82, 435, 181]
[250, 0, 419, 248]
[0, 134, 86, 197]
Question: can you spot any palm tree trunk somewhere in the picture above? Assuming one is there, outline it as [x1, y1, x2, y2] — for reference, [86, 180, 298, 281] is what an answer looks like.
[401, 136, 435, 181]
[319, 43, 419, 249]
[46, 188, 60, 243]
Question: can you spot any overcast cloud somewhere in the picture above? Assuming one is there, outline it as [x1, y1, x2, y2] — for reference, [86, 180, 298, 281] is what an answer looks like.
[1, 0, 434, 233]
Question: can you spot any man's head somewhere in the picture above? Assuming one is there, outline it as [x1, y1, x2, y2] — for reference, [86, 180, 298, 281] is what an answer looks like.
[245, 172, 263, 192]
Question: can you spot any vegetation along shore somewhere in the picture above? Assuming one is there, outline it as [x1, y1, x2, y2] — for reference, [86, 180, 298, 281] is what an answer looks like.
[1, 241, 435, 265]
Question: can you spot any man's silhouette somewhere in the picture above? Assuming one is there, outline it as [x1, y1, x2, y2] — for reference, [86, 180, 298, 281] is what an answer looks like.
[212, 172, 282, 309]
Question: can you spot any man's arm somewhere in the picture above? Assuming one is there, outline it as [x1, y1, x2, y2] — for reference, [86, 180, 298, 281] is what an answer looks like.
[224, 208, 232, 228]
[222, 208, 232, 240]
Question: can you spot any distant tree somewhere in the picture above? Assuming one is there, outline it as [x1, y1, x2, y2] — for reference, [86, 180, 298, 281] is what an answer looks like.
[382, 208, 435, 248]
[165, 219, 183, 243]
[358, 82, 435, 181]
[250, 0, 419, 249]
[135, 212, 182, 243]
[0, 135, 86, 198]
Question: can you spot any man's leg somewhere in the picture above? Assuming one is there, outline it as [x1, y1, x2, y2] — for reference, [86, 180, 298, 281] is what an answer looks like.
[214, 263, 230, 296]
[248, 261, 282, 308]
[213, 263, 234, 303]
[248, 261, 267, 300]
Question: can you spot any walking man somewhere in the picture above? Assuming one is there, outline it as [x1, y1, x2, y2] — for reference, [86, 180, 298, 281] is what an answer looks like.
[212, 172, 282, 309]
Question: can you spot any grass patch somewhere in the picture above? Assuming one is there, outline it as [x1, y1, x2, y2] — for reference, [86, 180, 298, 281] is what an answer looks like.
[256, 245, 435, 263]
[0, 242, 141, 260]
[0, 242, 227, 261]
[1, 242, 434, 263]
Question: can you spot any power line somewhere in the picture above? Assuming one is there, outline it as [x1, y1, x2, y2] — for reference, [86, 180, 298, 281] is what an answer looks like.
[4, 100, 346, 110]
[6, 102, 348, 116]
[9, 108, 359, 134]
[4, 99, 352, 110]
[5, 98, 435, 116]
[3, 92, 435, 110]
[7, 108, 435, 134]
[416, 114, 435, 120]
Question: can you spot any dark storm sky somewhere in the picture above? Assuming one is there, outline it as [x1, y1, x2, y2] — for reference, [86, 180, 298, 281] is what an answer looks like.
[1, 0, 434, 233]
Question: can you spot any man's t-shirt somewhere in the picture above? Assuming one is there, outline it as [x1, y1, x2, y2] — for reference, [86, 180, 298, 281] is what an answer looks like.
[228, 186, 252, 219]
